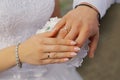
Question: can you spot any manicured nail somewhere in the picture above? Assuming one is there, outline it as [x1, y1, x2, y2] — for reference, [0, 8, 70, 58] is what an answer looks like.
[71, 52, 77, 56]
[74, 47, 80, 51]
[71, 41, 76, 45]
[64, 58, 69, 61]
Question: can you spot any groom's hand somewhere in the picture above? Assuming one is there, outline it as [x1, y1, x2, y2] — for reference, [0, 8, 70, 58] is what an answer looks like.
[53, 5, 100, 58]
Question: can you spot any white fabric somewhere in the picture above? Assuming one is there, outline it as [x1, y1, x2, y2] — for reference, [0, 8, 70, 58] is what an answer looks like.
[0, 0, 88, 80]
[0, 0, 55, 49]
[36, 17, 89, 68]
[73, 0, 120, 18]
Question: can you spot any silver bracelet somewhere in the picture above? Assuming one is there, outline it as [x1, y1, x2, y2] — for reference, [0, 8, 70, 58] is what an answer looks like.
[15, 43, 22, 68]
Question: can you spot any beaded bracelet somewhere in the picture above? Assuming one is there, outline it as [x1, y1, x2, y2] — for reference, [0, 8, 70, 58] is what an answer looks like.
[75, 4, 101, 24]
[15, 43, 22, 68]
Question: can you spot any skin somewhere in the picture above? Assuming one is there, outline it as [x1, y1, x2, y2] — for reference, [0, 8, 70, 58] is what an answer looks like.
[19, 31, 80, 65]
[53, 3, 100, 58]
[0, 1, 99, 72]
[0, 31, 79, 72]
[0, 0, 66, 72]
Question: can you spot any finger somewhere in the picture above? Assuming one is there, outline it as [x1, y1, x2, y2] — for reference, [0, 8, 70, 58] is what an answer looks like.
[52, 18, 66, 35]
[40, 58, 69, 65]
[39, 38, 77, 45]
[41, 45, 80, 52]
[57, 23, 71, 39]
[37, 31, 56, 37]
[88, 32, 99, 58]
[47, 52, 77, 59]
[65, 23, 80, 40]
[75, 27, 90, 47]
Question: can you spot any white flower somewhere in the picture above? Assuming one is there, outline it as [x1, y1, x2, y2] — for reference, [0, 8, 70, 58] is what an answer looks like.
[36, 17, 61, 34]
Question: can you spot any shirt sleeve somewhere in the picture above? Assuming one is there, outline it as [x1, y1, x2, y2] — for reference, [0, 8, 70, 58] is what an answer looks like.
[73, 0, 117, 18]
[116, 0, 120, 3]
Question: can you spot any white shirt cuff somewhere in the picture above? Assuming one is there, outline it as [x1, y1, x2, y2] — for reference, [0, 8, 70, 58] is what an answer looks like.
[73, 0, 115, 18]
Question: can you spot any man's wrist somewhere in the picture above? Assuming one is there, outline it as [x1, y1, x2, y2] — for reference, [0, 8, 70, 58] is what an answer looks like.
[75, 3, 100, 23]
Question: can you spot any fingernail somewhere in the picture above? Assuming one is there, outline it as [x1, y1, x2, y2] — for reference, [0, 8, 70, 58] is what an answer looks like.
[64, 58, 69, 61]
[71, 41, 76, 45]
[71, 52, 77, 56]
[74, 47, 80, 51]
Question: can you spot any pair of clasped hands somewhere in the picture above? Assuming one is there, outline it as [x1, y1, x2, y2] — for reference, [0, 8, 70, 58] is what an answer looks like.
[19, 6, 100, 65]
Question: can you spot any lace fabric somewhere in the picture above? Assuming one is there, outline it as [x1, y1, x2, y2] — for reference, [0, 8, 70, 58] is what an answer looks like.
[0, 0, 55, 49]
[0, 1, 87, 80]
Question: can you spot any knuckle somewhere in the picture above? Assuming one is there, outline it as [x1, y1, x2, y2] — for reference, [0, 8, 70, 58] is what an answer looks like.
[39, 53, 45, 59]
[49, 60, 54, 63]
[39, 39, 45, 44]
[60, 29, 67, 34]
[53, 45, 60, 51]
[52, 53, 57, 58]
[75, 19, 82, 25]
[38, 45, 44, 52]
[54, 39, 59, 44]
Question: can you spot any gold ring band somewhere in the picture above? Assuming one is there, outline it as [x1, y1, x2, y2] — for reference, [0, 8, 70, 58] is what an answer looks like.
[64, 27, 69, 33]
[48, 53, 51, 58]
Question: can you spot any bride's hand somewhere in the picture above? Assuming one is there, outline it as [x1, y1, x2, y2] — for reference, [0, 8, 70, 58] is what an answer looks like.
[19, 31, 80, 65]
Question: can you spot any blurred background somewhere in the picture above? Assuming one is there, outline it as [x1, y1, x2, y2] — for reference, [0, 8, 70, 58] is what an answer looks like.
[60, 0, 120, 80]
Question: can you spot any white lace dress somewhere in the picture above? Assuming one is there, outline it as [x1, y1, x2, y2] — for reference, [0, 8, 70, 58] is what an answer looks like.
[0, 0, 88, 80]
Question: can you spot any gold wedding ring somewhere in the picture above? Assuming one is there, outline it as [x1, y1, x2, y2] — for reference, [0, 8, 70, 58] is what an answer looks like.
[48, 53, 51, 59]
[64, 27, 69, 33]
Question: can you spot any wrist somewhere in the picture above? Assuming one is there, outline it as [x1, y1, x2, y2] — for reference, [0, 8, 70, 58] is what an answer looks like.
[15, 43, 22, 68]
[18, 42, 26, 63]
[75, 3, 100, 23]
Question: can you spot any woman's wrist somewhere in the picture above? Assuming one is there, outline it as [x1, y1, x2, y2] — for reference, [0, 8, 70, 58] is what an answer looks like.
[18, 42, 26, 63]
[15, 43, 22, 68]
